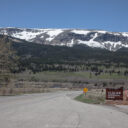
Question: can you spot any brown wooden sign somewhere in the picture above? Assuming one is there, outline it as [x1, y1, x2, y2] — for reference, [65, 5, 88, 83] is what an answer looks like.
[106, 87, 123, 100]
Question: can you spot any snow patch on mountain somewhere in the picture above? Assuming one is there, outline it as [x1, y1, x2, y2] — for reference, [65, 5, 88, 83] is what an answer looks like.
[103, 41, 128, 51]
[46, 29, 63, 41]
[90, 33, 98, 41]
[96, 30, 106, 34]
[122, 32, 128, 37]
[0, 28, 128, 51]
[0, 29, 8, 35]
[12, 31, 43, 41]
[71, 30, 90, 35]
[67, 39, 74, 47]
[77, 33, 105, 48]
[78, 40, 104, 48]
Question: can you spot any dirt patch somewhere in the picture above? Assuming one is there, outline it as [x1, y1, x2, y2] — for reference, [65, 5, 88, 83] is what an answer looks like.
[106, 100, 128, 105]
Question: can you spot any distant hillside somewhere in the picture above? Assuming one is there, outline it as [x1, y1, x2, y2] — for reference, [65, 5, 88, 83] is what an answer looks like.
[0, 27, 128, 51]
[1, 34, 128, 73]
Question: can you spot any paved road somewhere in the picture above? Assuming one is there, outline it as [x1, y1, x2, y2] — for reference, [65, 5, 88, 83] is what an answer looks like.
[0, 91, 128, 128]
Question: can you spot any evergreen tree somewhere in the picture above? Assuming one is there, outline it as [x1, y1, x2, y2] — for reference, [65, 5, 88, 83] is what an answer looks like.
[0, 36, 19, 87]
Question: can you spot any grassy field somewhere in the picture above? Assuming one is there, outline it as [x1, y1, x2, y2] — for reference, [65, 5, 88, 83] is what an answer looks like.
[14, 71, 128, 82]
[4, 70, 127, 96]
[75, 89, 106, 104]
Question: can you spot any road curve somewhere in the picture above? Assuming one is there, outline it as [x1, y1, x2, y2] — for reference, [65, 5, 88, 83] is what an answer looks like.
[0, 91, 128, 128]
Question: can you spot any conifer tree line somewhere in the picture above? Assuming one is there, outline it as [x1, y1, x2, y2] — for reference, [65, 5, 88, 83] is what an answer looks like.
[0, 36, 18, 86]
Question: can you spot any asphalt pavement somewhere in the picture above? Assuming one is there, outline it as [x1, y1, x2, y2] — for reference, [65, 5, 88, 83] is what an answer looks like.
[0, 91, 128, 128]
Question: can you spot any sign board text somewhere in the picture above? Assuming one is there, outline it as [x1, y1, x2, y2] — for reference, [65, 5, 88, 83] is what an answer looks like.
[106, 87, 123, 100]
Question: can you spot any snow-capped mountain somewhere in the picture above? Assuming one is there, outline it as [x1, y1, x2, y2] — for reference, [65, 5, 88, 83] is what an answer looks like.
[0, 27, 128, 51]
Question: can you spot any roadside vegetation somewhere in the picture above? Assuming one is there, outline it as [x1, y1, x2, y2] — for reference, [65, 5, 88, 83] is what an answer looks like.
[75, 90, 106, 104]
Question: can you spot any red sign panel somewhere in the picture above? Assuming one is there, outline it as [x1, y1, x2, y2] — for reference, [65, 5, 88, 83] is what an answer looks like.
[106, 87, 123, 100]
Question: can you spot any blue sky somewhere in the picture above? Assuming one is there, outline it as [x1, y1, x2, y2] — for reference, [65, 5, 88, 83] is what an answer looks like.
[0, 0, 128, 32]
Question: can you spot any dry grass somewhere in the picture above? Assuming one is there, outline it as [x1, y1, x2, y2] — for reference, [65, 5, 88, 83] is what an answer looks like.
[75, 89, 106, 104]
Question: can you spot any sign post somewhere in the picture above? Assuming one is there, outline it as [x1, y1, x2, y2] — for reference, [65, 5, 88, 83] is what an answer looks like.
[125, 90, 128, 101]
[83, 88, 88, 96]
[106, 87, 123, 100]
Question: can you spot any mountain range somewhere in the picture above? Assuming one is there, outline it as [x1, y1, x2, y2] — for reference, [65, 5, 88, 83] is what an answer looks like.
[0, 27, 128, 51]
